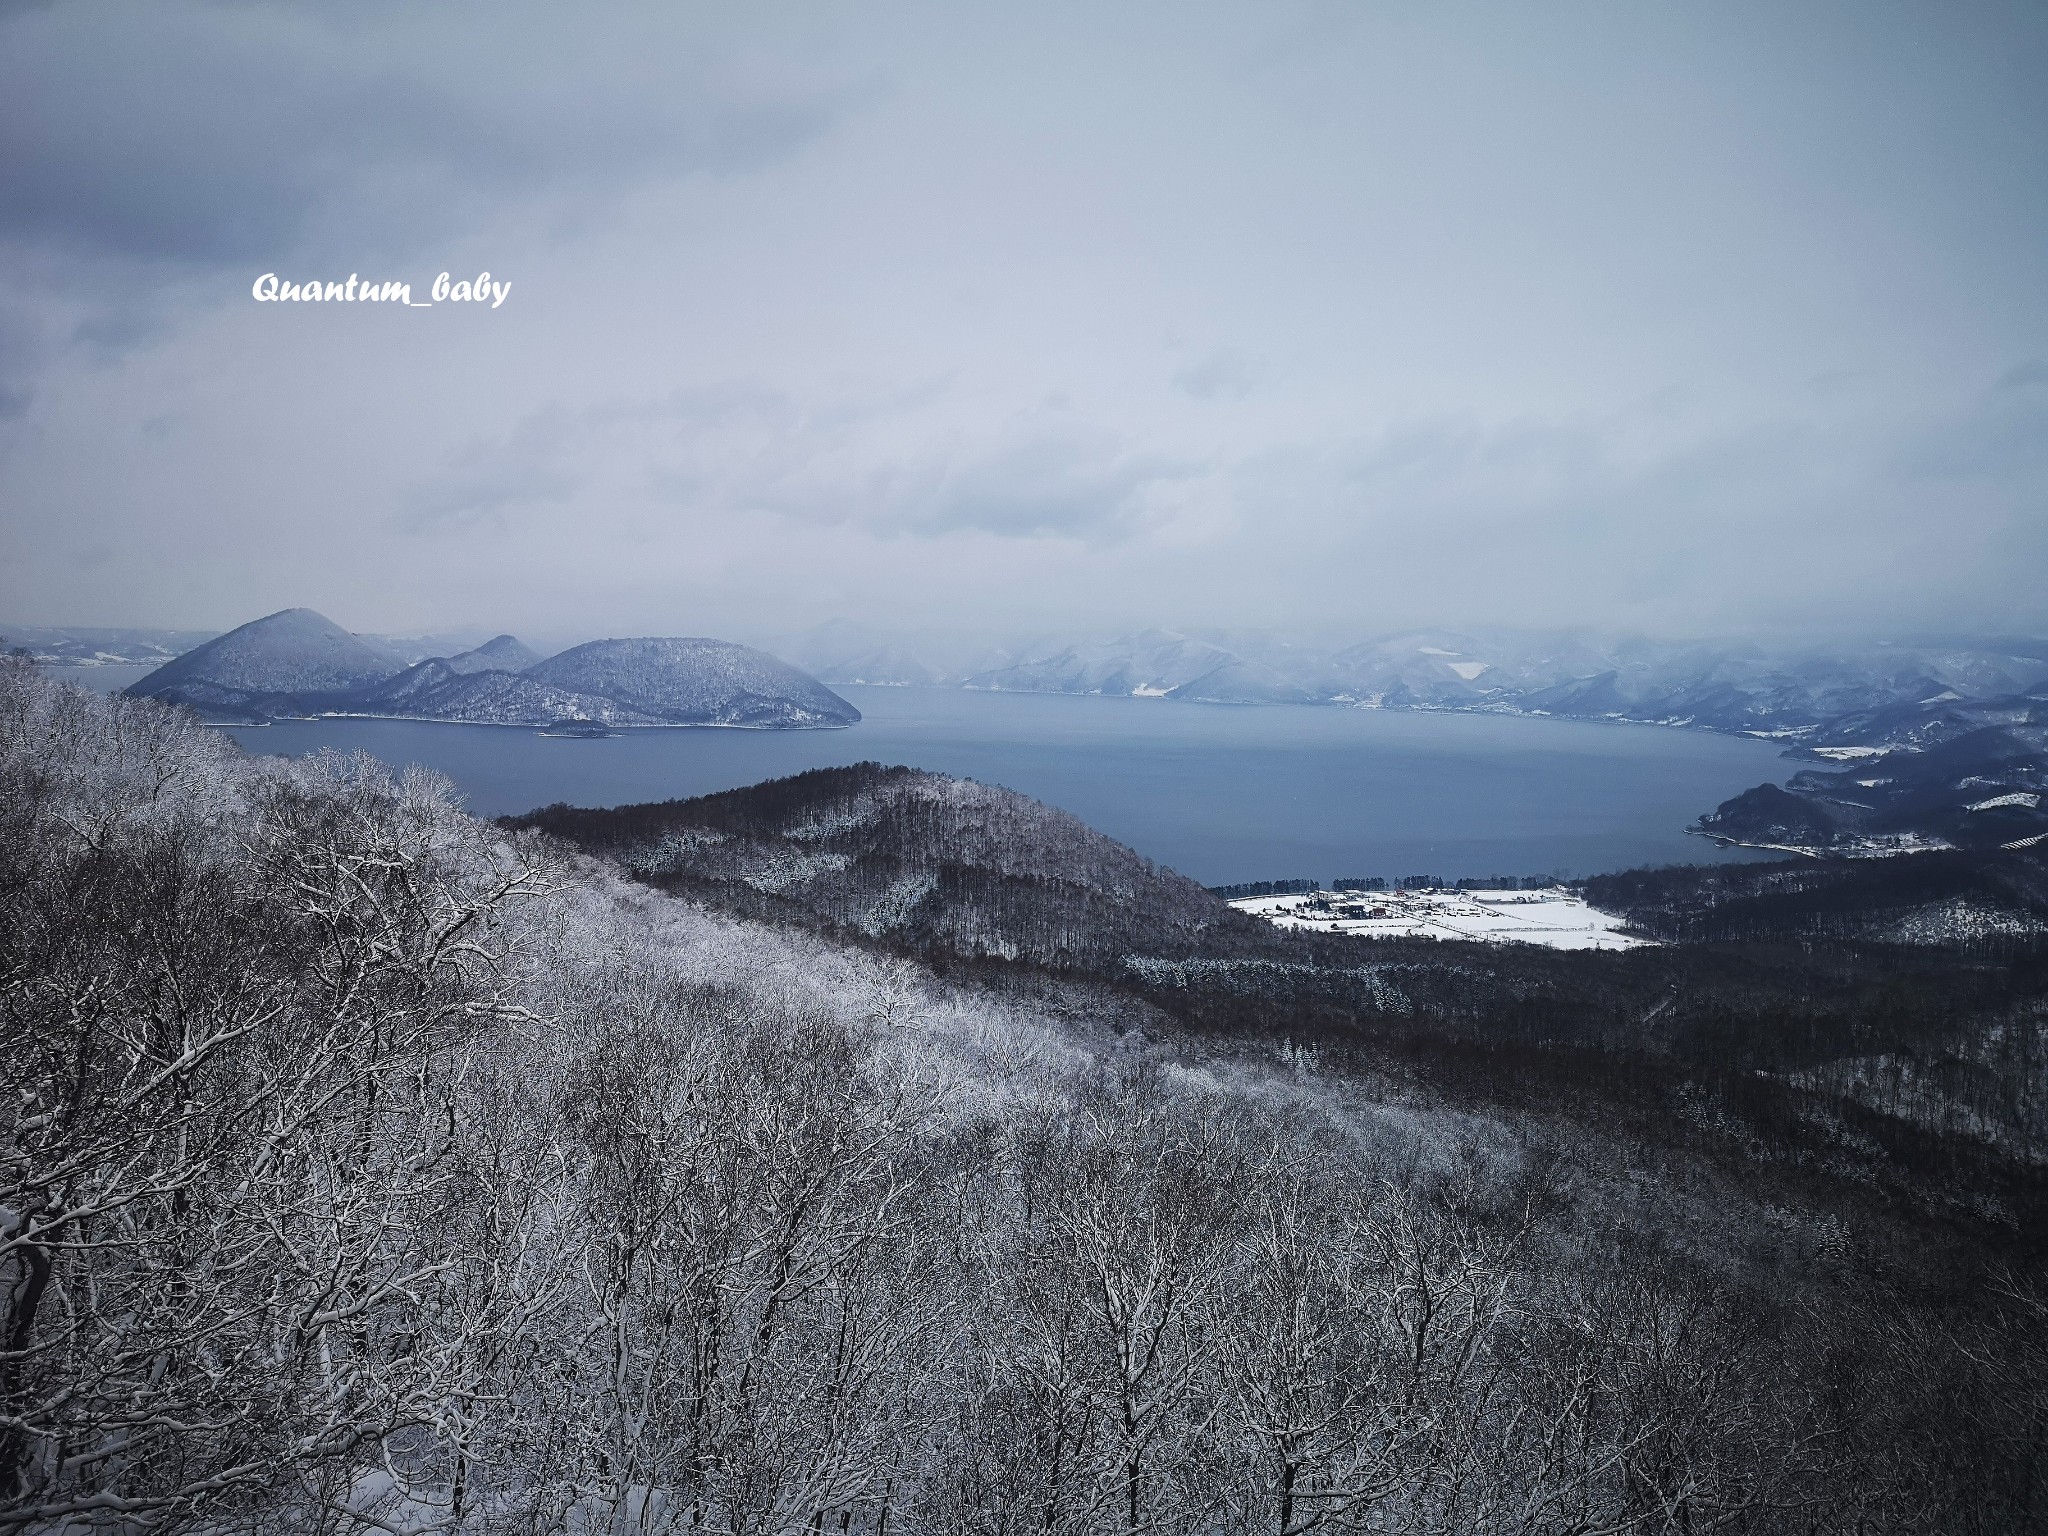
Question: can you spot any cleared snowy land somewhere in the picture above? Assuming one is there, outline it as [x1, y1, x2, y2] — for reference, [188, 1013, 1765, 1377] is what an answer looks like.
[1231, 887, 1650, 950]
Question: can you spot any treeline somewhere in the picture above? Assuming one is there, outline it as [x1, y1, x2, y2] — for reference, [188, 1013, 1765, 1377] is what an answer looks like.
[524, 771, 2048, 1183]
[1208, 878, 1321, 898]
[1586, 847, 2048, 948]
[1112, 916, 2048, 1191]
[508, 764, 1271, 970]
[1700, 726, 2048, 853]
[5, 662, 2048, 1533]
[1208, 877, 1566, 898]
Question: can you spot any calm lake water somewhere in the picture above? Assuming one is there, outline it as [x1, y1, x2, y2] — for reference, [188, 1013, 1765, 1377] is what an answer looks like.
[54, 667, 1787, 884]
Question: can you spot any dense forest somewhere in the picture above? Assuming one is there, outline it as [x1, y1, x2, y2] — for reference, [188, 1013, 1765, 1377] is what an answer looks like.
[1696, 725, 2048, 854]
[516, 766, 2048, 1189]
[7, 664, 2048, 1534]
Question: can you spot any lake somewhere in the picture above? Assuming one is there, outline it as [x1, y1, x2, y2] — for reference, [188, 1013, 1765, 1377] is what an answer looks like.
[49, 667, 1787, 884]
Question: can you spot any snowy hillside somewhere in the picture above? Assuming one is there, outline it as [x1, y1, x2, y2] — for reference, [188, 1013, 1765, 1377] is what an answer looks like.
[1797, 685, 2048, 753]
[0, 622, 221, 665]
[782, 622, 2048, 848]
[506, 761, 1244, 965]
[128, 608, 408, 716]
[442, 633, 544, 674]
[522, 637, 859, 726]
[785, 618, 1039, 687]
[790, 621, 2048, 738]
[1698, 727, 2048, 855]
[14, 659, 2048, 1533]
[127, 610, 857, 728]
[965, 629, 1242, 697]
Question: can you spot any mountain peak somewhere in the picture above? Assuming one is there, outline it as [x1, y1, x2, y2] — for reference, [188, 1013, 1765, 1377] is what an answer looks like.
[127, 607, 406, 716]
[523, 637, 860, 726]
[443, 634, 543, 675]
[125, 611, 858, 729]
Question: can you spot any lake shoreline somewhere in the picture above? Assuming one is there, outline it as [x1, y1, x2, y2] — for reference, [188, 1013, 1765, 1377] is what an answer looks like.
[38, 667, 1792, 884]
[39, 659, 1812, 754]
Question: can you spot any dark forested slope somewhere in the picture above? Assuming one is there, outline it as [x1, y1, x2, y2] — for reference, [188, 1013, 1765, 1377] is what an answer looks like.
[9, 661, 2048, 1534]
[1698, 726, 2048, 853]
[518, 768, 2048, 1220]
[506, 762, 1269, 966]
[1588, 845, 2048, 946]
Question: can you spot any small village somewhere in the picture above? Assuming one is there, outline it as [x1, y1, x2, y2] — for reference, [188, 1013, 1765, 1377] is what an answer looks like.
[1228, 883, 1650, 950]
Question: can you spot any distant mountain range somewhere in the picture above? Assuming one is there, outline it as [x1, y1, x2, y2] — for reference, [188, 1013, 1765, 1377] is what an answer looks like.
[37, 613, 2048, 746]
[1, 619, 506, 668]
[787, 621, 2048, 743]
[3, 622, 226, 666]
[784, 621, 2048, 857]
[36, 609, 2048, 849]
[124, 609, 859, 729]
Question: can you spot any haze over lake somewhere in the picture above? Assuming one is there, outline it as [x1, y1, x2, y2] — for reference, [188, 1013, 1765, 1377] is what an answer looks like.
[67, 682, 1784, 888]
[46, 668, 1790, 881]
[50, 668, 1786, 882]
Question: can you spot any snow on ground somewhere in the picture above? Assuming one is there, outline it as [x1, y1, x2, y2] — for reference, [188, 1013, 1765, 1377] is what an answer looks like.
[1808, 746, 1889, 760]
[1231, 888, 1651, 951]
[1968, 793, 2041, 812]
[1689, 828, 1953, 859]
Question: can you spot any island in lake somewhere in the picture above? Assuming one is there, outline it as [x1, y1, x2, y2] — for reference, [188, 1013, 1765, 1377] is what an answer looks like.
[124, 608, 860, 730]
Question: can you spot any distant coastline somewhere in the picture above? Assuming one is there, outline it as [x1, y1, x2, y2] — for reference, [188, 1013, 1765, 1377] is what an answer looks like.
[254, 711, 858, 733]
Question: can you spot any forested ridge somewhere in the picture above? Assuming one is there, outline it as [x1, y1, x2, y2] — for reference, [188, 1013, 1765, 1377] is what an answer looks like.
[7, 663, 2048, 1534]
[506, 765, 1267, 969]
[518, 766, 2048, 1195]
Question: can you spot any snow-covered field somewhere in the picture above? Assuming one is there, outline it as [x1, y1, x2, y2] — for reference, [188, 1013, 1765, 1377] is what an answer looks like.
[1230, 887, 1650, 951]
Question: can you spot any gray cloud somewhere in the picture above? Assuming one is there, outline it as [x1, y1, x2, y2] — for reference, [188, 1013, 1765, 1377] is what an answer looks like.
[0, 4, 851, 269]
[0, 0, 2044, 643]
[397, 408, 584, 533]
[893, 434, 1195, 540]
[1174, 347, 1256, 400]
[431, 390, 1193, 545]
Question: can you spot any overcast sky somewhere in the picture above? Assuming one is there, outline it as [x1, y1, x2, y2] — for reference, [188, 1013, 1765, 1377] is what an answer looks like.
[2, 0, 2045, 646]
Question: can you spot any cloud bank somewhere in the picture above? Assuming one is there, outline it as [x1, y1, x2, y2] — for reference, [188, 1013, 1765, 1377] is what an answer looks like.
[1, 0, 2045, 645]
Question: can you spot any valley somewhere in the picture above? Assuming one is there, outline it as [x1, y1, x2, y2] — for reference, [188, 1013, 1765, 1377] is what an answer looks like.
[8, 657, 2048, 1533]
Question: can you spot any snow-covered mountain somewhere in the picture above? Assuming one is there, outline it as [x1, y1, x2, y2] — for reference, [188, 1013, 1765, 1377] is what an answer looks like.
[126, 610, 858, 729]
[94, 606, 2048, 752]
[128, 609, 410, 717]
[966, 629, 1241, 698]
[350, 635, 550, 714]
[1791, 684, 2048, 754]
[791, 620, 2048, 739]
[1164, 657, 1318, 705]
[514, 638, 858, 727]
[0, 623, 222, 666]
[443, 634, 544, 674]
[784, 619, 1041, 689]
